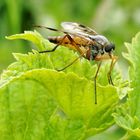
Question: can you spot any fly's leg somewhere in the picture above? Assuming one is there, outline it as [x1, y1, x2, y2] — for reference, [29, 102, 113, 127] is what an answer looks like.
[92, 54, 118, 104]
[39, 34, 69, 53]
[94, 62, 102, 104]
[107, 56, 118, 85]
[39, 34, 85, 71]
[57, 51, 85, 71]
[54, 35, 85, 71]
[39, 34, 84, 54]
[107, 59, 114, 85]
[39, 45, 58, 53]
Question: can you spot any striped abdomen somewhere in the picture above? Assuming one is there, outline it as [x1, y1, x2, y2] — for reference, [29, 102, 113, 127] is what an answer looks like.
[47, 36, 93, 51]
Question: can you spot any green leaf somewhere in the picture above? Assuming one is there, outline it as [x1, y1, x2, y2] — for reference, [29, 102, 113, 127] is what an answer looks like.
[1, 31, 128, 139]
[0, 69, 119, 140]
[113, 32, 140, 139]
[5, 30, 50, 51]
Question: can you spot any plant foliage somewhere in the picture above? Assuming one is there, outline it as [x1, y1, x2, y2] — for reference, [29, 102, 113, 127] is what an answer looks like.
[0, 31, 130, 140]
[113, 32, 140, 139]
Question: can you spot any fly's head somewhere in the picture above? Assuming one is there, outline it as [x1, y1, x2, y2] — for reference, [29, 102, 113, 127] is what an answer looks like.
[104, 43, 115, 53]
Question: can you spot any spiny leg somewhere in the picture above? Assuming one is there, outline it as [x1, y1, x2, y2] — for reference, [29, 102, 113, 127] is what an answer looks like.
[107, 59, 114, 85]
[57, 53, 84, 71]
[65, 34, 84, 54]
[107, 57, 118, 85]
[94, 62, 102, 104]
[54, 35, 85, 71]
[39, 45, 58, 53]
[39, 34, 85, 71]
[39, 34, 69, 53]
[39, 34, 84, 55]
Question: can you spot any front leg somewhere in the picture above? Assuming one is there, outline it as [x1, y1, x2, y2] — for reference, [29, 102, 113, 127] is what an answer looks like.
[94, 61, 102, 104]
[107, 56, 118, 85]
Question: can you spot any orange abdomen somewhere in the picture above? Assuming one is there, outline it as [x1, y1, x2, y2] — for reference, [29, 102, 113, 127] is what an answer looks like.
[47, 36, 92, 51]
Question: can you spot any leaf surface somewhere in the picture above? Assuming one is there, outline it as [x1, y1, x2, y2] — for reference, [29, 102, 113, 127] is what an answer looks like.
[0, 31, 128, 139]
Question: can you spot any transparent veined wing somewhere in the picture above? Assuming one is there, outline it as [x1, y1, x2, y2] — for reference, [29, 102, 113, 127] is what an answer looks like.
[61, 22, 109, 46]
[61, 22, 98, 36]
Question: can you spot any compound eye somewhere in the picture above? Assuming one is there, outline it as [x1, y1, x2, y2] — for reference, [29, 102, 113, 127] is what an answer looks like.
[105, 43, 115, 52]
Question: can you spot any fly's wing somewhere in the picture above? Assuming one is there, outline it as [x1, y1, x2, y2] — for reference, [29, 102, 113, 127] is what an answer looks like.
[61, 22, 110, 45]
[61, 22, 98, 37]
[35, 23, 109, 46]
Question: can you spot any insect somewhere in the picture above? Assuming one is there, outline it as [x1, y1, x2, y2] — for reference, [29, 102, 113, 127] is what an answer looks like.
[35, 22, 118, 104]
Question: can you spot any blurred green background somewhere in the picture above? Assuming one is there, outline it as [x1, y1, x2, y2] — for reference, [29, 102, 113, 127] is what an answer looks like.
[0, 0, 140, 139]
[1, 0, 140, 73]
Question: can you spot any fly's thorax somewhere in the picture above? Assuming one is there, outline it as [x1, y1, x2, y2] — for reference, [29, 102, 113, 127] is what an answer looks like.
[90, 35, 109, 46]
[87, 45, 101, 60]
